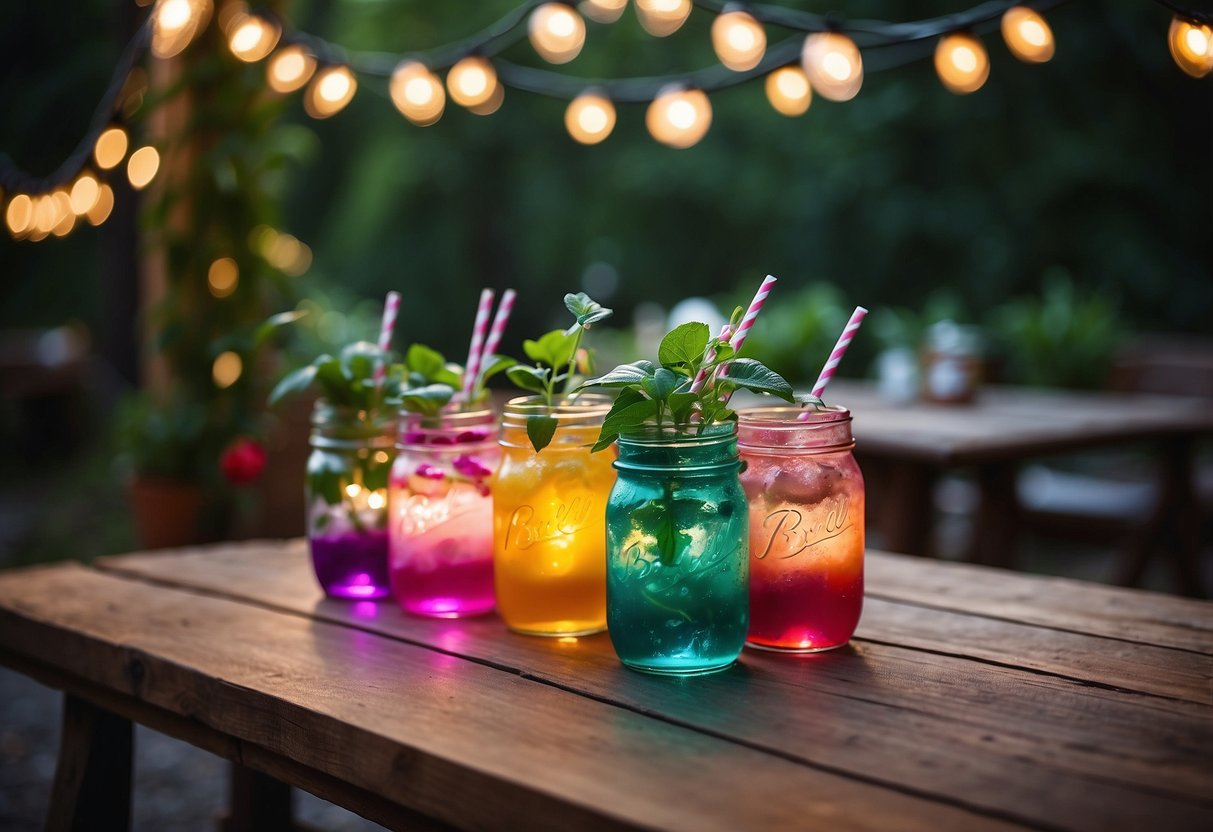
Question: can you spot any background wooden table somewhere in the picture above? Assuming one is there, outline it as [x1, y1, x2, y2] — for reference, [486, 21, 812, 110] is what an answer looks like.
[812, 381, 1212, 591]
[0, 539, 1209, 831]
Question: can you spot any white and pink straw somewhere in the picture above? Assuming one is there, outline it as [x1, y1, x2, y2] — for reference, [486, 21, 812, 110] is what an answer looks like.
[373, 290, 401, 389]
[727, 274, 778, 358]
[800, 305, 867, 419]
[476, 288, 516, 389]
[689, 323, 733, 394]
[460, 289, 495, 400]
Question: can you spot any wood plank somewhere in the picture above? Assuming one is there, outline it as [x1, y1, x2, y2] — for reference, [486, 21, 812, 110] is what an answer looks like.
[0, 564, 1024, 832]
[865, 550, 1213, 655]
[95, 543, 1213, 832]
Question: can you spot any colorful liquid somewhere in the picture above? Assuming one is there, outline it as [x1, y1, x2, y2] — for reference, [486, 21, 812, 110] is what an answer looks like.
[492, 446, 614, 636]
[310, 529, 392, 599]
[741, 449, 865, 652]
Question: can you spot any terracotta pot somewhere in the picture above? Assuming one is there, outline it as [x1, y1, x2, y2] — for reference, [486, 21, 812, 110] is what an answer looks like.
[128, 476, 205, 550]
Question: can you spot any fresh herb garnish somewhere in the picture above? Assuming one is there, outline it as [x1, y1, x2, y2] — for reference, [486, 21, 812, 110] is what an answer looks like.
[582, 308, 803, 452]
[503, 292, 613, 452]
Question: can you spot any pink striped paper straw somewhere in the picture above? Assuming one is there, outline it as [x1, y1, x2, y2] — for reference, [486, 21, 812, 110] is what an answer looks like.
[801, 306, 868, 417]
[688, 323, 733, 394]
[373, 290, 401, 388]
[461, 288, 495, 400]
[476, 288, 516, 389]
[728, 274, 777, 357]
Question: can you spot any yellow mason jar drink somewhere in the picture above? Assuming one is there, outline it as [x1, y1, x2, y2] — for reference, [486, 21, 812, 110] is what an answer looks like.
[492, 395, 615, 636]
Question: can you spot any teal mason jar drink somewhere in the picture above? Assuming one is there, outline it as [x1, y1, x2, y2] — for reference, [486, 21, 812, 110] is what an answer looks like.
[605, 423, 749, 675]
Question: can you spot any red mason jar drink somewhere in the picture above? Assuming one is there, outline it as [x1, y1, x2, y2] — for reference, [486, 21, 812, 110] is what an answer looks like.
[737, 406, 865, 652]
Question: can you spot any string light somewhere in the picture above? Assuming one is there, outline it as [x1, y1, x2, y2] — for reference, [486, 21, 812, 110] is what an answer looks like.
[86, 185, 115, 227]
[208, 257, 239, 298]
[935, 32, 990, 94]
[212, 351, 243, 388]
[266, 46, 317, 93]
[646, 85, 711, 148]
[94, 127, 129, 171]
[712, 8, 767, 72]
[390, 61, 446, 126]
[579, 0, 627, 24]
[801, 32, 864, 102]
[305, 66, 357, 119]
[448, 56, 499, 109]
[5, 194, 33, 239]
[765, 65, 812, 116]
[565, 91, 616, 144]
[529, 3, 586, 65]
[50, 190, 75, 237]
[228, 13, 280, 63]
[635, 0, 691, 38]
[1002, 6, 1055, 64]
[1168, 16, 1213, 78]
[467, 83, 505, 116]
[69, 174, 101, 216]
[151, 0, 211, 59]
[127, 146, 161, 190]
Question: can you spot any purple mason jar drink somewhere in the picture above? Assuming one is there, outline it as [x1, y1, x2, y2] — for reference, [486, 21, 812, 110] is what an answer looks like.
[388, 408, 499, 617]
[306, 402, 394, 599]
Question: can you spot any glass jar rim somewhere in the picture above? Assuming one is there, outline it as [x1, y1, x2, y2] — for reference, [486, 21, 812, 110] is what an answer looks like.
[501, 393, 613, 427]
[616, 421, 738, 448]
[737, 404, 851, 426]
[737, 405, 854, 453]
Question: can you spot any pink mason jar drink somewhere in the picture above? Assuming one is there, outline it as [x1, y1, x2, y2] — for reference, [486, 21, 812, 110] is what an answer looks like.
[737, 406, 865, 651]
[388, 409, 500, 617]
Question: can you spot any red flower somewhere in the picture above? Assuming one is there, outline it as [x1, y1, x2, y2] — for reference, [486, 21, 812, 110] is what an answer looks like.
[220, 437, 267, 485]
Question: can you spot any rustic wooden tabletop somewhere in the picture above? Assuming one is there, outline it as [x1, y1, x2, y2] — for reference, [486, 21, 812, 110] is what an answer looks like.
[0, 539, 1210, 831]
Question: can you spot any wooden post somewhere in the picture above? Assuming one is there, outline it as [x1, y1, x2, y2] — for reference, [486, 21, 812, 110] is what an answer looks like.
[224, 763, 293, 832]
[46, 695, 133, 832]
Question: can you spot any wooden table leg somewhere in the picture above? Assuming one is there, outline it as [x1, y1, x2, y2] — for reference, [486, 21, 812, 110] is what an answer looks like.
[969, 462, 1021, 569]
[46, 694, 133, 832]
[224, 763, 293, 832]
[881, 461, 938, 557]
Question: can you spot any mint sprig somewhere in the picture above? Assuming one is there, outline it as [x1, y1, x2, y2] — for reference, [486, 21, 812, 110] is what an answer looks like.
[504, 292, 613, 452]
[581, 315, 795, 452]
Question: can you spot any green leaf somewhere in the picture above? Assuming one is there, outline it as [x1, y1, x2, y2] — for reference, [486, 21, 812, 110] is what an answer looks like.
[523, 329, 577, 369]
[254, 309, 307, 350]
[406, 343, 447, 378]
[564, 292, 614, 330]
[582, 360, 657, 388]
[591, 391, 654, 452]
[479, 354, 517, 384]
[506, 365, 549, 394]
[641, 368, 678, 403]
[668, 392, 698, 424]
[527, 415, 559, 452]
[313, 356, 348, 403]
[719, 359, 795, 402]
[658, 321, 711, 368]
[400, 384, 455, 416]
[268, 364, 316, 406]
[601, 398, 659, 439]
[796, 393, 826, 408]
[340, 341, 380, 383]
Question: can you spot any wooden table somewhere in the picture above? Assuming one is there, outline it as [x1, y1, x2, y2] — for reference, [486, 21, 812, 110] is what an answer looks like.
[819, 380, 1213, 591]
[1, 539, 1210, 831]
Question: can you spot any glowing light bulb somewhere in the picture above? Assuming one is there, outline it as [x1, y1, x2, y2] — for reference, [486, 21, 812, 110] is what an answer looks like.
[208, 257, 239, 298]
[565, 92, 616, 144]
[305, 66, 357, 119]
[212, 351, 243, 388]
[152, 0, 211, 59]
[366, 491, 386, 510]
[467, 82, 505, 116]
[635, 0, 691, 38]
[935, 33, 990, 94]
[228, 14, 280, 63]
[1168, 16, 1213, 78]
[86, 185, 115, 226]
[580, 0, 627, 24]
[345, 483, 362, 499]
[94, 127, 129, 170]
[127, 146, 161, 190]
[1001, 6, 1054, 64]
[5, 194, 33, 238]
[765, 66, 812, 116]
[529, 3, 586, 64]
[646, 86, 711, 149]
[712, 9, 766, 72]
[801, 32, 863, 102]
[51, 190, 75, 237]
[390, 61, 446, 126]
[266, 46, 316, 93]
[69, 174, 100, 216]
[447, 56, 498, 109]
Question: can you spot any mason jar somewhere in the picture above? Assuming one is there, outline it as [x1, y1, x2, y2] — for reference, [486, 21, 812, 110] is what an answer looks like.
[306, 402, 395, 599]
[388, 408, 499, 618]
[738, 405, 865, 652]
[606, 423, 749, 675]
[491, 395, 614, 636]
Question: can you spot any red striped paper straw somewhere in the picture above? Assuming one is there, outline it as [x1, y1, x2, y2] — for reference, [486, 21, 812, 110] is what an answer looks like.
[804, 305, 868, 411]
[373, 290, 401, 389]
[476, 288, 516, 389]
[727, 274, 777, 357]
[461, 288, 495, 400]
[688, 323, 733, 394]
